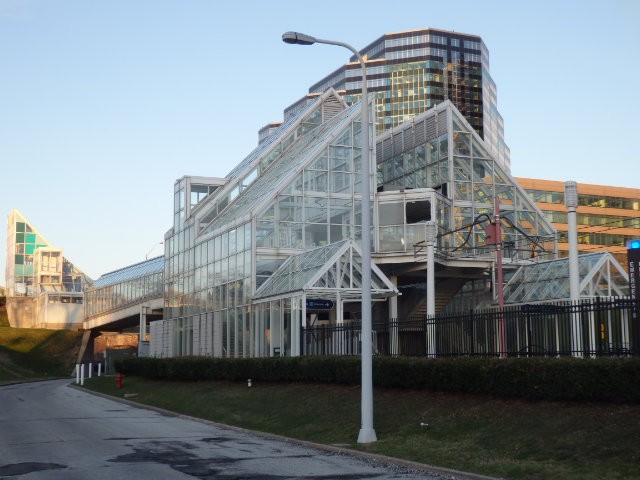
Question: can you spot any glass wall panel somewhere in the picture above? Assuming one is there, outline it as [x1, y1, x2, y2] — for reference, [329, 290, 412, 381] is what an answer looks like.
[256, 221, 276, 247]
[453, 132, 471, 156]
[305, 224, 328, 248]
[304, 197, 328, 223]
[279, 222, 303, 248]
[331, 172, 352, 194]
[379, 203, 403, 226]
[279, 196, 303, 222]
[380, 226, 404, 251]
[329, 198, 352, 224]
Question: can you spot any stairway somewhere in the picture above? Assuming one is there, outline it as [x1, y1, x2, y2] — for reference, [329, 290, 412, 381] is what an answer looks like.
[407, 277, 467, 318]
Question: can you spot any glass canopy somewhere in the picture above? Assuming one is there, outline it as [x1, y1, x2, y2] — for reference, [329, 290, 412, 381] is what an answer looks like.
[503, 251, 629, 303]
[93, 255, 164, 288]
[253, 239, 397, 302]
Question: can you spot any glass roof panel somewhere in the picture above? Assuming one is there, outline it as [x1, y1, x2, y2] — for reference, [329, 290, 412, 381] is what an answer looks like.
[503, 252, 629, 303]
[254, 241, 348, 299]
[93, 256, 164, 288]
[226, 95, 326, 181]
[203, 104, 360, 234]
[253, 240, 396, 301]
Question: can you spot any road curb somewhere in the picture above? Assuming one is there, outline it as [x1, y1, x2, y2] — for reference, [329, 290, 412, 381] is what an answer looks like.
[71, 382, 502, 480]
[0, 376, 68, 387]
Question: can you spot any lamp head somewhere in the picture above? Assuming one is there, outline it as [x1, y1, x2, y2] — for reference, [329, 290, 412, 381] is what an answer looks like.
[564, 181, 578, 209]
[282, 31, 316, 45]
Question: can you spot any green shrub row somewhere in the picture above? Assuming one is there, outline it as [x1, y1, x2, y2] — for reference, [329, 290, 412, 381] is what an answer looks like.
[115, 356, 361, 384]
[114, 356, 640, 402]
[372, 356, 640, 402]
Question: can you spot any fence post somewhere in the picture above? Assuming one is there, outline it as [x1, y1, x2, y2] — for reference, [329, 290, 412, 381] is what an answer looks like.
[596, 297, 604, 357]
[390, 317, 398, 356]
[322, 325, 326, 356]
[426, 311, 436, 358]
[468, 309, 475, 356]
[524, 308, 531, 357]
[569, 300, 583, 357]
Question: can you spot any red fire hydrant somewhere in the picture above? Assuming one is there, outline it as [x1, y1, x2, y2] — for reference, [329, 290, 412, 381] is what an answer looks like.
[116, 372, 123, 389]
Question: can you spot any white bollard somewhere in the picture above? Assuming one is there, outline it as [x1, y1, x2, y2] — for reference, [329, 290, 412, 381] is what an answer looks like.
[88, 362, 92, 379]
[98, 363, 102, 377]
[80, 364, 85, 386]
[76, 364, 80, 384]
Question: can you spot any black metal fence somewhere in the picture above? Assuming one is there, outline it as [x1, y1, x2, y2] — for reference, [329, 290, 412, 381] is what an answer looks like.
[301, 298, 639, 358]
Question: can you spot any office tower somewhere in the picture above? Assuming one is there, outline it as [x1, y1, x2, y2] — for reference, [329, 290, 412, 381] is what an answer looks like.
[282, 28, 510, 169]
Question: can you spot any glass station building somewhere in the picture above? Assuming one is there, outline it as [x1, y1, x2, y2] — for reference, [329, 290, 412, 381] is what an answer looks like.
[5, 29, 633, 357]
[150, 89, 557, 358]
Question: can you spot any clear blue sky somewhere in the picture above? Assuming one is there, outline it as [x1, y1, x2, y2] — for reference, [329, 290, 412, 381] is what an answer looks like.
[1, 0, 638, 281]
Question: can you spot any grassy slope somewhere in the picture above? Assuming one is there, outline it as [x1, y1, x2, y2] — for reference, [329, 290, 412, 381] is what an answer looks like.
[85, 376, 640, 480]
[0, 307, 83, 382]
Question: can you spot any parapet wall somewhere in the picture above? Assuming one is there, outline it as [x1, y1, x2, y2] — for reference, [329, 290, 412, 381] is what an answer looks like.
[6, 297, 36, 328]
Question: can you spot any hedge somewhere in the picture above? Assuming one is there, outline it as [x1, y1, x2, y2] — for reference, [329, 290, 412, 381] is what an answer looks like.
[114, 356, 640, 403]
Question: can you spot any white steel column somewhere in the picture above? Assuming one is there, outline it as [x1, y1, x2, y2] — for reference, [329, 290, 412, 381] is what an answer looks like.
[139, 305, 147, 357]
[291, 297, 300, 357]
[336, 292, 343, 325]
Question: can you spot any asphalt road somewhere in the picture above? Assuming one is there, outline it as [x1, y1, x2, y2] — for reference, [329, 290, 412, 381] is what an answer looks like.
[0, 379, 448, 479]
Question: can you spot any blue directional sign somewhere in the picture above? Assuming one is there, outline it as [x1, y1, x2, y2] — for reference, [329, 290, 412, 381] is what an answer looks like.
[306, 299, 334, 310]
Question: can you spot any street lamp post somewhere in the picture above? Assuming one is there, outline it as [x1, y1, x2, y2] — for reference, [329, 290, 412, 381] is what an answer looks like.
[565, 181, 583, 357]
[282, 31, 376, 443]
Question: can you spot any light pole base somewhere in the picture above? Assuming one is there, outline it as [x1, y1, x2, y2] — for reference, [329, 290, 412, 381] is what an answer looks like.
[357, 427, 377, 444]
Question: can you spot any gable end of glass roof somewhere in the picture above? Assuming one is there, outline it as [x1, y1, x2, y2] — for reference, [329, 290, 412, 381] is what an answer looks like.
[202, 102, 361, 236]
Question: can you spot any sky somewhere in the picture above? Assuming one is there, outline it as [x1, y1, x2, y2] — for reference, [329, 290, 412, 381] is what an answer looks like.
[1, 0, 638, 281]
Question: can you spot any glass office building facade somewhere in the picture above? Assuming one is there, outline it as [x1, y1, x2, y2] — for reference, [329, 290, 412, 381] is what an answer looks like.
[516, 178, 640, 268]
[5, 209, 88, 297]
[283, 28, 510, 170]
[6, 210, 49, 297]
[4, 209, 90, 328]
